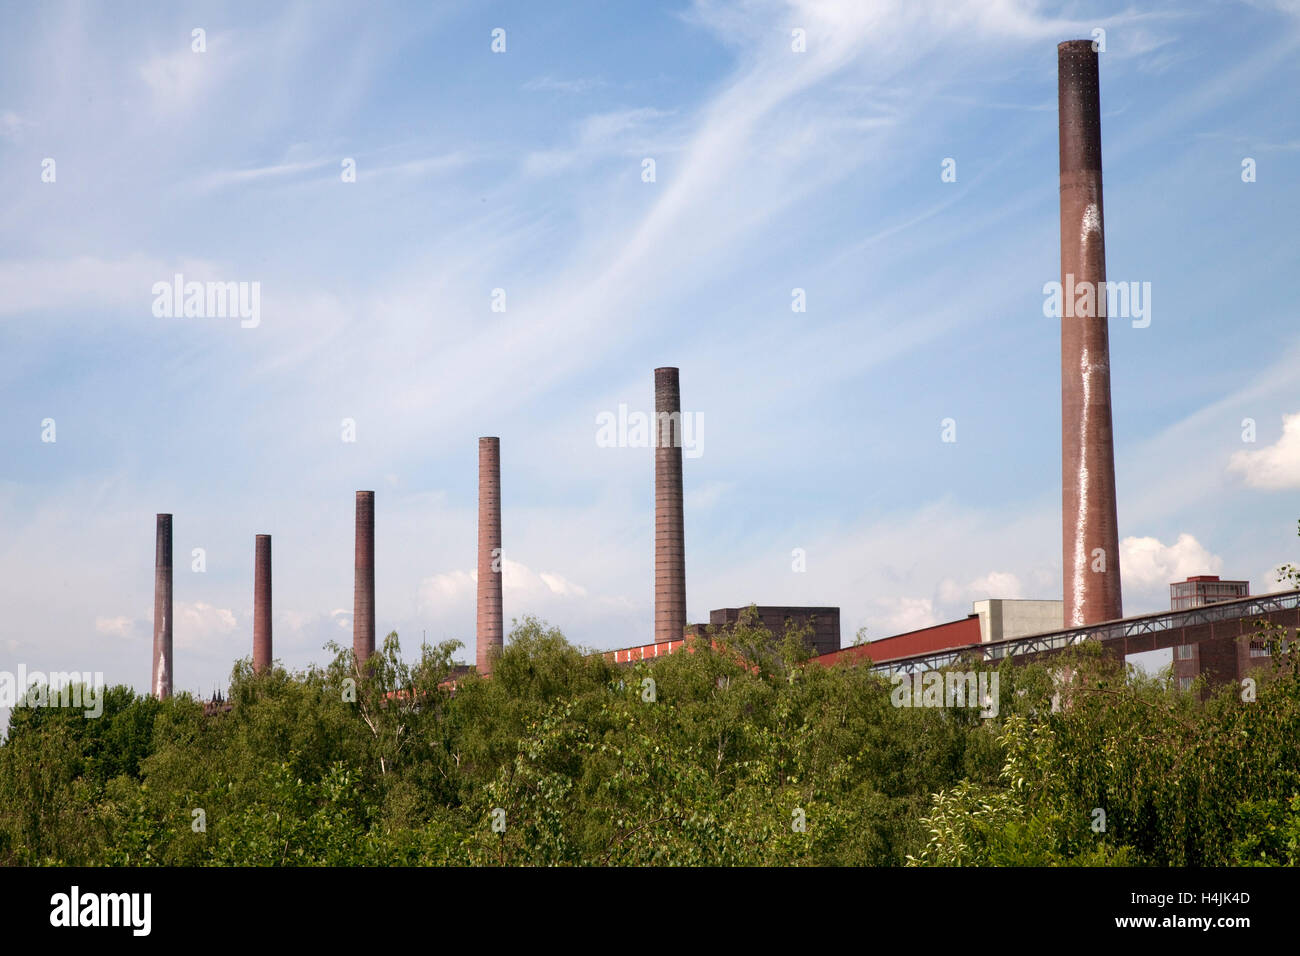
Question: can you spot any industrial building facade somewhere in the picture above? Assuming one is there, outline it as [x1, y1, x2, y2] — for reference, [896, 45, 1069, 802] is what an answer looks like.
[1170, 576, 1255, 690]
[607, 576, 1295, 695]
[708, 607, 840, 657]
[1170, 576, 1249, 611]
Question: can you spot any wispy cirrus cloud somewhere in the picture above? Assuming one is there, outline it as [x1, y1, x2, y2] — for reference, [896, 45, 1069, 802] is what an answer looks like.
[194, 151, 470, 192]
[521, 107, 674, 177]
[523, 75, 606, 94]
[194, 157, 337, 191]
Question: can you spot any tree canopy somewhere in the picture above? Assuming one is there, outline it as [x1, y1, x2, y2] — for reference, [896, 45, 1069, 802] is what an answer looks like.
[3, 604, 1298, 866]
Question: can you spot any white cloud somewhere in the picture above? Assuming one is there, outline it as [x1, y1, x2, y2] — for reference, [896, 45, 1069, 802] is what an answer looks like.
[172, 602, 238, 649]
[1261, 563, 1294, 591]
[872, 596, 938, 635]
[0, 110, 30, 140]
[537, 571, 588, 598]
[94, 616, 135, 639]
[138, 34, 232, 112]
[1120, 534, 1223, 591]
[417, 570, 475, 609]
[418, 560, 589, 614]
[504, 559, 588, 599]
[277, 608, 351, 641]
[279, 610, 313, 633]
[1229, 413, 1300, 489]
[939, 571, 1024, 604]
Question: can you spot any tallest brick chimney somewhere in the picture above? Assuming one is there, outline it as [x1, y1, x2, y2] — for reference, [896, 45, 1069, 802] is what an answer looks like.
[1058, 40, 1123, 626]
[477, 437, 503, 675]
[654, 367, 686, 642]
[152, 513, 173, 700]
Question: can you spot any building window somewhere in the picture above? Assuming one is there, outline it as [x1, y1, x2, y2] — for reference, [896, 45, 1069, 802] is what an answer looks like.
[1178, 676, 1194, 692]
[1250, 642, 1271, 658]
[1175, 644, 1194, 660]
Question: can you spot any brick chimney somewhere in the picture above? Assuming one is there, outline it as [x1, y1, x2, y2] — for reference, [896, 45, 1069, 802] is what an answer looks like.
[152, 513, 173, 699]
[1059, 40, 1123, 626]
[253, 534, 272, 673]
[354, 491, 375, 667]
[477, 437, 503, 675]
[654, 368, 686, 642]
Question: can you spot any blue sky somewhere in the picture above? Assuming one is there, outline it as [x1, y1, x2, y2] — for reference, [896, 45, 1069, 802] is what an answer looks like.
[2, 0, 1299, 703]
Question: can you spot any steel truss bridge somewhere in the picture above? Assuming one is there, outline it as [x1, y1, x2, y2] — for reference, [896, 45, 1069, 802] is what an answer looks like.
[870, 589, 1300, 677]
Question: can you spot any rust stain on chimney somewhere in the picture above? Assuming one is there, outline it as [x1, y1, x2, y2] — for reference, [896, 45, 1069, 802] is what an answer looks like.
[354, 491, 376, 667]
[1059, 39, 1122, 626]
[654, 367, 686, 642]
[477, 437, 503, 675]
[152, 514, 173, 699]
[253, 534, 272, 673]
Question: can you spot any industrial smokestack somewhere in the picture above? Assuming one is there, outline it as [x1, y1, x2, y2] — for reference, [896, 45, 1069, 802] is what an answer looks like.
[253, 534, 272, 674]
[151, 513, 173, 700]
[654, 367, 686, 642]
[354, 491, 375, 668]
[477, 437, 503, 675]
[1058, 39, 1123, 626]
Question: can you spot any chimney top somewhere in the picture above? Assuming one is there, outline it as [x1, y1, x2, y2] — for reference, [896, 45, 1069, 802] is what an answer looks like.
[1058, 38, 1096, 53]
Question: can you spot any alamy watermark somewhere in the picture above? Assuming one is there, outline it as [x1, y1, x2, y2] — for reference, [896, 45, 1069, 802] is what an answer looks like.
[595, 404, 704, 459]
[49, 886, 150, 936]
[152, 273, 260, 328]
[0, 666, 105, 718]
[890, 669, 999, 718]
[1043, 274, 1151, 328]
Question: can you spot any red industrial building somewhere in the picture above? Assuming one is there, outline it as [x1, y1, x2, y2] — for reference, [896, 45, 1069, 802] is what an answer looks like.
[811, 616, 982, 669]
[1169, 575, 1254, 690]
